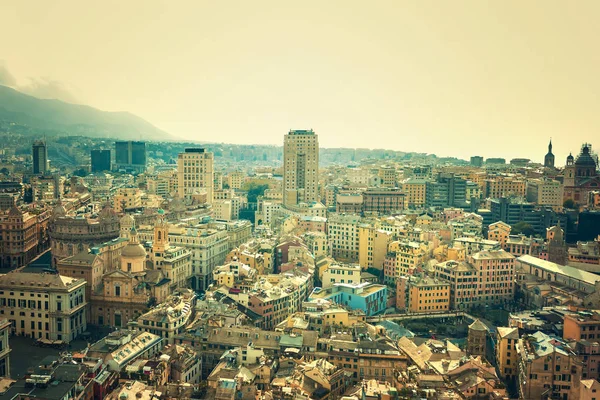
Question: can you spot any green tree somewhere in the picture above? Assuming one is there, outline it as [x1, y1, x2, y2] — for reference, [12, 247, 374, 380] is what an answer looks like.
[243, 182, 269, 203]
[563, 198, 575, 209]
[512, 221, 535, 236]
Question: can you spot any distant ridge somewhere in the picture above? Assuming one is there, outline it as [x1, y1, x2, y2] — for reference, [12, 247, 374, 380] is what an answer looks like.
[0, 84, 173, 141]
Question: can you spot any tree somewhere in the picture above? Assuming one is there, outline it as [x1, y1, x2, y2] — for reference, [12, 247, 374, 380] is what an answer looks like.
[563, 198, 575, 209]
[512, 221, 535, 237]
[243, 182, 269, 203]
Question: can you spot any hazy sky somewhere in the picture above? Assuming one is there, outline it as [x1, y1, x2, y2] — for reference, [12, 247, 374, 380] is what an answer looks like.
[1, 1, 599, 162]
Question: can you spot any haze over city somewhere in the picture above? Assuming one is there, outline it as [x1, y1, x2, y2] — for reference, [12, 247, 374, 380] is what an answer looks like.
[2, 0, 600, 161]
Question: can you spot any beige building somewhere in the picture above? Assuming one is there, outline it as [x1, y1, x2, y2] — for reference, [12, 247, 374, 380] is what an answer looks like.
[227, 171, 245, 190]
[132, 290, 196, 345]
[0, 267, 86, 342]
[526, 178, 563, 210]
[487, 221, 511, 249]
[496, 326, 519, 382]
[396, 275, 450, 313]
[148, 214, 193, 290]
[328, 213, 361, 262]
[378, 166, 397, 188]
[90, 229, 170, 328]
[358, 225, 391, 270]
[49, 203, 120, 266]
[113, 188, 144, 213]
[322, 264, 361, 289]
[283, 129, 319, 207]
[139, 223, 230, 292]
[0, 318, 10, 378]
[484, 176, 526, 199]
[0, 205, 51, 270]
[401, 178, 427, 208]
[177, 148, 214, 203]
[516, 331, 582, 400]
[434, 249, 515, 310]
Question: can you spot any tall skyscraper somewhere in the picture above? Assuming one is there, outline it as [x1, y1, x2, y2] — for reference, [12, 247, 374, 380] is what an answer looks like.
[32, 140, 48, 174]
[114, 141, 146, 172]
[177, 148, 214, 203]
[283, 129, 319, 207]
[91, 149, 111, 172]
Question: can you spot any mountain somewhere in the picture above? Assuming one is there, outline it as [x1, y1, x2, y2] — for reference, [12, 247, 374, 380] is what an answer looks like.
[0, 84, 173, 141]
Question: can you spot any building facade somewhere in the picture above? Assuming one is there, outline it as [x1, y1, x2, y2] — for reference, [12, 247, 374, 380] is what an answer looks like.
[283, 130, 319, 207]
[177, 148, 214, 203]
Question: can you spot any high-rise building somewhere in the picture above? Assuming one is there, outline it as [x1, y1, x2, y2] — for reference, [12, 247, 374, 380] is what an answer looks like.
[91, 149, 111, 172]
[283, 129, 319, 207]
[32, 140, 48, 174]
[425, 173, 467, 208]
[177, 148, 214, 203]
[470, 156, 484, 167]
[114, 141, 146, 172]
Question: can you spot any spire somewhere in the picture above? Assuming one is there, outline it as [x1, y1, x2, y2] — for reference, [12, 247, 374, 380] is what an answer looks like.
[548, 138, 552, 153]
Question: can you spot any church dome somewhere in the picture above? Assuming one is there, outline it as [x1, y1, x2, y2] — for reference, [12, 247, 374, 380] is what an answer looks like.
[121, 242, 147, 258]
[575, 145, 597, 167]
[120, 214, 135, 227]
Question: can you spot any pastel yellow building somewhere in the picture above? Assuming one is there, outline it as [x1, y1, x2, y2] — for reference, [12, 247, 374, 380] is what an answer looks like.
[358, 225, 391, 270]
[401, 179, 427, 208]
[496, 327, 519, 382]
[484, 176, 526, 199]
[488, 221, 511, 249]
[401, 276, 450, 313]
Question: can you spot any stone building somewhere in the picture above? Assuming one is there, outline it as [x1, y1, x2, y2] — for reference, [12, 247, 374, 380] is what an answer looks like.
[0, 205, 51, 269]
[49, 202, 120, 266]
[467, 319, 488, 357]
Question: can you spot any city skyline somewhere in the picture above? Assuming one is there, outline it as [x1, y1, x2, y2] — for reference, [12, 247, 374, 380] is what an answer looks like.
[2, 1, 600, 162]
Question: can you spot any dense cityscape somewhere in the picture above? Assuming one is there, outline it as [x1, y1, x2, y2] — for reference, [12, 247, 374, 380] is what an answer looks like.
[0, 126, 598, 400]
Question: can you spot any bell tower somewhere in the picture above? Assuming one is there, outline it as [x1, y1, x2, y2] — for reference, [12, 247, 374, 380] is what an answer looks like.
[563, 153, 576, 187]
[544, 139, 555, 168]
[153, 213, 169, 254]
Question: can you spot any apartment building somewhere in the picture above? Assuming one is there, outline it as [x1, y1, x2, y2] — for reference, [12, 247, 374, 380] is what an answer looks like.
[309, 282, 387, 316]
[132, 291, 196, 345]
[245, 271, 313, 330]
[483, 176, 526, 199]
[487, 221, 511, 249]
[396, 275, 450, 313]
[113, 188, 144, 213]
[526, 178, 563, 210]
[401, 178, 427, 208]
[435, 252, 513, 311]
[358, 225, 391, 270]
[496, 327, 519, 382]
[0, 319, 10, 378]
[362, 189, 404, 215]
[0, 206, 51, 269]
[383, 241, 428, 283]
[516, 332, 582, 400]
[0, 268, 86, 342]
[322, 264, 361, 288]
[328, 213, 361, 263]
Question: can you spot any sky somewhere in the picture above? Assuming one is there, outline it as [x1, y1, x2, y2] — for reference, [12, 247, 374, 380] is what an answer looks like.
[1, 1, 599, 163]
